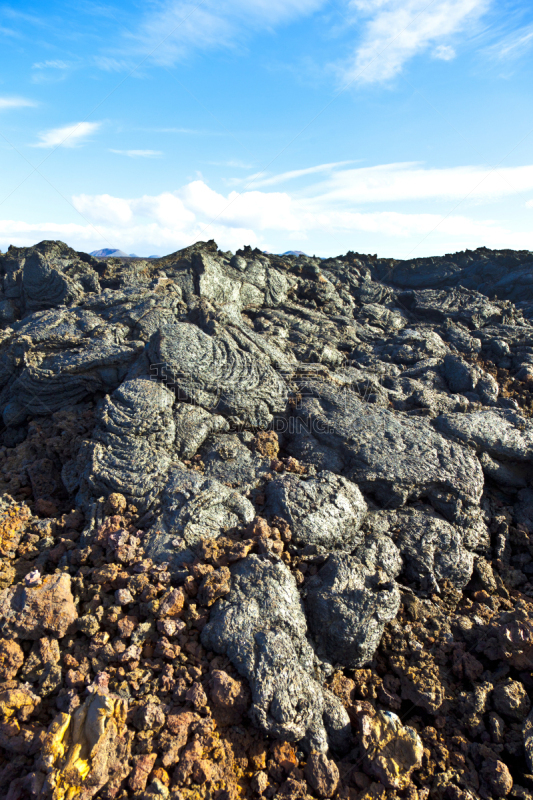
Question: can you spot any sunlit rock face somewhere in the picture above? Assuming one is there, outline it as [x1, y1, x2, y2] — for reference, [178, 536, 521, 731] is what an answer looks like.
[0, 238, 532, 795]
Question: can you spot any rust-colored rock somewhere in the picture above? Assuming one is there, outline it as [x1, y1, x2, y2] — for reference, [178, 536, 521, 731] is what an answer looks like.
[390, 652, 447, 713]
[0, 681, 42, 754]
[158, 586, 186, 618]
[104, 492, 127, 516]
[197, 535, 254, 567]
[209, 669, 251, 725]
[480, 758, 513, 797]
[198, 566, 231, 607]
[0, 639, 23, 680]
[0, 572, 78, 640]
[253, 431, 279, 459]
[129, 753, 158, 791]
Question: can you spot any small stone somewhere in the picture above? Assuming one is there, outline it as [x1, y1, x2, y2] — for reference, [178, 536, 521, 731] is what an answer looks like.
[185, 682, 208, 709]
[158, 587, 186, 618]
[304, 752, 339, 798]
[129, 753, 158, 792]
[253, 431, 280, 459]
[133, 702, 166, 731]
[0, 572, 78, 640]
[152, 768, 170, 786]
[156, 618, 177, 636]
[251, 770, 269, 795]
[493, 679, 531, 721]
[198, 566, 231, 607]
[115, 588, 134, 605]
[24, 570, 41, 587]
[209, 669, 250, 725]
[104, 492, 127, 516]
[480, 758, 513, 797]
[271, 740, 298, 772]
[358, 710, 423, 790]
[0, 638, 24, 680]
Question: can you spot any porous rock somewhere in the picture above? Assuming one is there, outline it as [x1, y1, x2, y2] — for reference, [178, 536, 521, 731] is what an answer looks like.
[306, 553, 400, 668]
[201, 554, 351, 753]
[0, 572, 77, 640]
[358, 709, 424, 790]
[265, 470, 367, 549]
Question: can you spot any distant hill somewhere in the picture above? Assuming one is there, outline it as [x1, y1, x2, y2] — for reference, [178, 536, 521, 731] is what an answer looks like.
[90, 249, 161, 259]
[90, 248, 130, 258]
[262, 250, 309, 257]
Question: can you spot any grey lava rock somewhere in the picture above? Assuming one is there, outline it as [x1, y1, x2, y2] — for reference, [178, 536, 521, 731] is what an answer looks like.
[201, 554, 351, 753]
[305, 552, 401, 668]
[148, 321, 288, 427]
[292, 380, 484, 510]
[77, 377, 175, 512]
[434, 408, 533, 461]
[373, 507, 475, 592]
[265, 470, 367, 549]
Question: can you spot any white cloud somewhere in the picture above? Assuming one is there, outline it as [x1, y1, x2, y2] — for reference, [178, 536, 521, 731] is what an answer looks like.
[110, 149, 163, 158]
[72, 194, 133, 225]
[131, 192, 196, 227]
[33, 121, 102, 148]
[31, 59, 74, 83]
[298, 161, 533, 204]
[433, 44, 456, 60]
[4, 160, 533, 257]
[57, 161, 533, 255]
[340, 0, 488, 84]
[0, 96, 36, 110]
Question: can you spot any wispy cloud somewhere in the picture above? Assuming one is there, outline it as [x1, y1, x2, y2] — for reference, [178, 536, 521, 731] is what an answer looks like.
[206, 159, 255, 169]
[432, 44, 456, 60]
[110, 149, 163, 158]
[32, 121, 102, 148]
[118, 0, 327, 65]
[31, 58, 76, 84]
[32, 59, 72, 70]
[339, 0, 489, 84]
[241, 160, 359, 188]
[0, 96, 37, 110]
[484, 22, 533, 62]
[295, 161, 533, 204]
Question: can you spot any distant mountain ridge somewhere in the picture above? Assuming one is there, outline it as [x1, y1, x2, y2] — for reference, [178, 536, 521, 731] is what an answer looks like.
[90, 248, 130, 258]
[90, 249, 160, 259]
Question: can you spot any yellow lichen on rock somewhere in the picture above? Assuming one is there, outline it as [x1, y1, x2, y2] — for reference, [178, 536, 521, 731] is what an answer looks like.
[0, 500, 31, 557]
[0, 681, 39, 722]
[358, 709, 424, 790]
[39, 691, 131, 800]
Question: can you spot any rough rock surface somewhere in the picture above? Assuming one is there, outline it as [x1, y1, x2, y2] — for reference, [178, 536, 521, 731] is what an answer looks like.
[201, 554, 351, 753]
[0, 238, 531, 798]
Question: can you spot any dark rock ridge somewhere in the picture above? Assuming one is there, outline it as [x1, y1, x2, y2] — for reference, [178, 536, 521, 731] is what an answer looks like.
[0, 238, 531, 797]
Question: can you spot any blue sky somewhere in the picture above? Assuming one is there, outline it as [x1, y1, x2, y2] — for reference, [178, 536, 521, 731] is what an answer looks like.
[1, 0, 533, 258]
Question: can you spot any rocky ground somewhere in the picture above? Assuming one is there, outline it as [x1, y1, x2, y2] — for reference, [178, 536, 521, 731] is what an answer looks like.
[0, 240, 532, 799]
